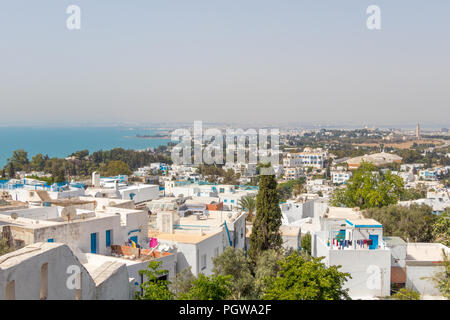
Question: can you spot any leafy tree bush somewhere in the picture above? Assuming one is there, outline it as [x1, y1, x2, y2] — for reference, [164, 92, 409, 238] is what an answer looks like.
[262, 252, 351, 300]
[178, 274, 232, 300]
[330, 161, 404, 209]
[136, 260, 173, 300]
[364, 204, 435, 242]
[301, 233, 312, 256]
[249, 164, 282, 264]
[104, 160, 132, 176]
[212, 247, 255, 299]
[253, 249, 283, 297]
[0, 238, 14, 256]
[389, 287, 420, 300]
[432, 209, 450, 247]
[277, 178, 306, 201]
[168, 267, 195, 299]
[400, 184, 427, 201]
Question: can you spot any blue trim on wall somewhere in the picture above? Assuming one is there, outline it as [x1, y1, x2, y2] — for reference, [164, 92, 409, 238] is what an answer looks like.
[345, 219, 382, 228]
[127, 229, 141, 235]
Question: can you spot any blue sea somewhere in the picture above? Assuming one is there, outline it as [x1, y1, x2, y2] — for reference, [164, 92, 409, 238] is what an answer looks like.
[0, 126, 171, 167]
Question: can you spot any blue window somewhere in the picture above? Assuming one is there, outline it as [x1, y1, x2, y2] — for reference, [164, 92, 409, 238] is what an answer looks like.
[91, 233, 97, 254]
[224, 199, 227, 203]
[47, 238, 54, 243]
[106, 230, 112, 247]
[231, 200, 235, 203]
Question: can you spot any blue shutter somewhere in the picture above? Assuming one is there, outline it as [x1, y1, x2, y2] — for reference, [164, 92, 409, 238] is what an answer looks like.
[91, 233, 97, 253]
[106, 230, 111, 247]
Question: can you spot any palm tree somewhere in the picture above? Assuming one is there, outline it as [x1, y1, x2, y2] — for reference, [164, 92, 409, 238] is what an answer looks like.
[239, 195, 256, 222]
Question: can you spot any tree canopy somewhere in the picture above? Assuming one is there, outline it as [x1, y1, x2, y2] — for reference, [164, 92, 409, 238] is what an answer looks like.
[136, 260, 173, 300]
[364, 204, 435, 242]
[262, 251, 351, 300]
[249, 165, 282, 264]
[212, 247, 255, 299]
[330, 161, 404, 209]
[178, 274, 232, 300]
[103, 160, 132, 176]
[432, 208, 450, 247]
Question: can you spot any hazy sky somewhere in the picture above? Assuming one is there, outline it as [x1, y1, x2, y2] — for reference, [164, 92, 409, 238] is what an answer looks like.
[0, 0, 449, 127]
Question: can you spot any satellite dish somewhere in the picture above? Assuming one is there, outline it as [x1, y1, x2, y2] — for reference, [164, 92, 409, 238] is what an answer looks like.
[227, 212, 232, 219]
[61, 207, 76, 222]
[109, 201, 116, 206]
[11, 212, 18, 220]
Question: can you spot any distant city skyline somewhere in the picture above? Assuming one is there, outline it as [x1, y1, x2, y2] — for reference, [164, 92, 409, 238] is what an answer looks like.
[1, 1, 449, 126]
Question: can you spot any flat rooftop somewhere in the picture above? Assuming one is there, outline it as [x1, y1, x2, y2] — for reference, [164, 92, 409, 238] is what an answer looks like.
[148, 229, 222, 244]
[176, 210, 244, 227]
[406, 243, 450, 261]
[246, 224, 300, 238]
[0, 200, 28, 211]
[325, 207, 363, 220]
[0, 242, 64, 269]
[279, 225, 301, 237]
[345, 218, 382, 228]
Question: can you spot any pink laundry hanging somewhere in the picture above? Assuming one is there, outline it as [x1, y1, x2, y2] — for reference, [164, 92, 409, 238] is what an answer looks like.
[149, 237, 158, 248]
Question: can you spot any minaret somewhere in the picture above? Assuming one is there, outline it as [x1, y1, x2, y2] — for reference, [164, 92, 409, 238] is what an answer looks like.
[415, 123, 421, 140]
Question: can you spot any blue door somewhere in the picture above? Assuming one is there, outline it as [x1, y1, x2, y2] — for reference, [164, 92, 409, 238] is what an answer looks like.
[369, 235, 378, 250]
[91, 233, 97, 253]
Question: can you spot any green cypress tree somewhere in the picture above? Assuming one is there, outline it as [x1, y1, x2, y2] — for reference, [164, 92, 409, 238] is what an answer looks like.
[249, 164, 282, 264]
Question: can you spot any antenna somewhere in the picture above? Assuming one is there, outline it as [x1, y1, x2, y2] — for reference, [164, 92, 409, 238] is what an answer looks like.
[61, 207, 76, 222]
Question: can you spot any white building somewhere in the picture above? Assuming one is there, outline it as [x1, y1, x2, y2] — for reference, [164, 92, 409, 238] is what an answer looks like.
[223, 162, 257, 177]
[0, 241, 177, 300]
[3, 184, 85, 203]
[0, 205, 148, 255]
[280, 198, 315, 225]
[405, 243, 450, 297]
[0, 243, 98, 300]
[284, 167, 304, 180]
[86, 183, 159, 204]
[418, 169, 439, 181]
[331, 171, 351, 184]
[398, 197, 450, 215]
[163, 182, 257, 211]
[283, 147, 328, 169]
[148, 209, 246, 276]
[311, 207, 391, 299]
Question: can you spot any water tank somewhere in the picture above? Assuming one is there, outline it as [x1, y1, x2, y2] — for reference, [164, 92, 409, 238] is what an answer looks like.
[92, 172, 100, 187]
